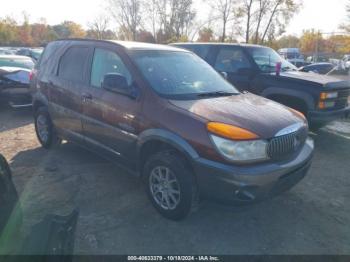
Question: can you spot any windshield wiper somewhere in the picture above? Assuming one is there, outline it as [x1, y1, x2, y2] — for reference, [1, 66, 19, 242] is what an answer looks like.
[197, 91, 238, 98]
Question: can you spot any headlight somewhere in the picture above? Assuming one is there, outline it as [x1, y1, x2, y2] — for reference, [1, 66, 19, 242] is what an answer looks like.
[320, 92, 338, 100]
[210, 135, 268, 162]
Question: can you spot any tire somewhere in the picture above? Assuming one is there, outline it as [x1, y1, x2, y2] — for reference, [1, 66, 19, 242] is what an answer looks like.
[143, 151, 198, 221]
[34, 107, 61, 149]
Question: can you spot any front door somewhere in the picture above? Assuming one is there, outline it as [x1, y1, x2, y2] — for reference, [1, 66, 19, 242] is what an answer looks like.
[81, 46, 141, 166]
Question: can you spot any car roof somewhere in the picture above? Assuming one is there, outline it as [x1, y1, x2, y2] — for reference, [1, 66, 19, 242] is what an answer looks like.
[171, 42, 265, 48]
[0, 55, 33, 60]
[51, 39, 187, 52]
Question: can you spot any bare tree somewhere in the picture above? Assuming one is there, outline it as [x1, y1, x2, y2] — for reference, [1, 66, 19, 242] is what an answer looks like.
[151, 0, 196, 42]
[339, 0, 350, 32]
[170, 0, 196, 39]
[260, 0, 300, 43]
[108, 0, 142, 40]
[238, 0, 300, 44]
[207, 0, 236, 42]
[253, 0, 269, 43]
[87, 15, 109, 40]
[242, 0, 254, 43]
[144, 0, 160, 42]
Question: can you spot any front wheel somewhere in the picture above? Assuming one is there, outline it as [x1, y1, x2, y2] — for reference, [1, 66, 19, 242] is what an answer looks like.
[143, 151, 198, 221]
[34, 107, 61, 149]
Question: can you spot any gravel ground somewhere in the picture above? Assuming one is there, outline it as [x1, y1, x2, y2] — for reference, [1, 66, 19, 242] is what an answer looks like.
[0, 106, 349, 255]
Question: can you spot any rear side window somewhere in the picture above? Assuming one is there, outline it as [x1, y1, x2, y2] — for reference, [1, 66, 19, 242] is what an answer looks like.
[58, 46, 89, 83]
[90, 48, 132, 88]
[37, 42, 59, 71]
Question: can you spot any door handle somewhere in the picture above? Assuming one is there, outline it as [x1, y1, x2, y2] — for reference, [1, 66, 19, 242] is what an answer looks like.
[82, 93, 92, 102]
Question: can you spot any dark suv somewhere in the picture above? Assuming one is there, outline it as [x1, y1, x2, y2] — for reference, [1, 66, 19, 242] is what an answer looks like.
[31, 39, 314, 220]
[171, 43, 350, 129]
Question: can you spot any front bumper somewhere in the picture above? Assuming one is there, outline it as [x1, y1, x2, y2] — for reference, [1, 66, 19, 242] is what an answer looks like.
[193, 138, 314, 203]
[309, 106, 350, 124]
[0, 87, 32, 108]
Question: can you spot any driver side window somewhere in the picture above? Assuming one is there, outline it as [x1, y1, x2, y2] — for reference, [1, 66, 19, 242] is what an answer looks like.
[90, 48, 132, 88]
[214, 47, 251, 73]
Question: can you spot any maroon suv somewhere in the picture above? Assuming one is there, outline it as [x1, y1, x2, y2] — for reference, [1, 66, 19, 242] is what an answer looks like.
[31, 40, 314, 220]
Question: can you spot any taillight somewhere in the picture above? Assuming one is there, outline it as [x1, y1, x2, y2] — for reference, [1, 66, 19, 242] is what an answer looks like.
[29, 70, 34, 81]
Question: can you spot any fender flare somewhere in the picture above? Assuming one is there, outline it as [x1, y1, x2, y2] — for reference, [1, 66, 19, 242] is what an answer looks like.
[261, 87, 315, 110]
[137, 129, 199, 162]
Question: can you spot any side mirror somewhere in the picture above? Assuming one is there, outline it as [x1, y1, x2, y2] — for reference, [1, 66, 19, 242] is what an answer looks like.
[220, 72, 228, 79]
[102, 73, 133, 97]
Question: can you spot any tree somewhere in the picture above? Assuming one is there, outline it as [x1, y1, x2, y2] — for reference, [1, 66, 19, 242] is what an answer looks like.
[136, 30, 156, 43]
[87, 15, 110, 40]
[207, 0, 236, 42]
[149, 0, 196, 43]
[108, 0, 142, 40]
[238, 0, 254, 43]
[299, 29, 325, 54]
[18, 14, 33, 46]
[260, 0, 300, 43]
[339, 0, 350, 32]
[170, 0, 196, 39]
[0, 17, 18, 46]
[197, 27, 214, 42]
[143, 0, 162, 42]
[237, 0, 300, 44]
[52, 21, 86, 39]
[275, 35, 300, 49]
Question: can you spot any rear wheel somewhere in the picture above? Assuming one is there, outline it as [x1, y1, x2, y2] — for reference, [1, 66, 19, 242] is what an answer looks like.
[143, 151, 198, 221]
[34, 107, 61, 149]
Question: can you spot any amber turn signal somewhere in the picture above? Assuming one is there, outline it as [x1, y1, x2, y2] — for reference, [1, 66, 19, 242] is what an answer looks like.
[207, 122, 259, 141]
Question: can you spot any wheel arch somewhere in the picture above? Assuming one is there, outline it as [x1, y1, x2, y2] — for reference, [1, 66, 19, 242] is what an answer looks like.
[262, 87, 315, 113]
[137, 129, 199, 177]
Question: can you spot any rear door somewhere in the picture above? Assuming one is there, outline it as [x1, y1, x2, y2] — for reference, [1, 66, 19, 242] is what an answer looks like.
[81, 44, 141, 166]
[213, 46, 255, 91]
[49, 44, 92, 141]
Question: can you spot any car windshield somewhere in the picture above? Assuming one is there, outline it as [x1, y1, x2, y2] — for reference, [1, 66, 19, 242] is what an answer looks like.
[130, 50, 239, 100]
[0, 57, 34, 69]
[247, 47, 297, 73]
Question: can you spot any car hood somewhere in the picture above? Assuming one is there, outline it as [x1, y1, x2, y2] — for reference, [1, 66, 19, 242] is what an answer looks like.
[276, 70, 350, 89]
[169, 93, 305, 139]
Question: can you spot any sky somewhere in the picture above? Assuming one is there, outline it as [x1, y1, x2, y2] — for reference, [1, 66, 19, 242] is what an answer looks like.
[0, 0, 348, 37]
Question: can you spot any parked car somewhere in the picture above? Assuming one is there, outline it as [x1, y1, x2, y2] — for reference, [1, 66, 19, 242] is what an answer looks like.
[278, 48, 307, 67]
[0, 55, 34, 108]
[172, 43, 350, 129]
[343, 54, 350, 69]
[16, 48, 43, 61]
[31, 39, 314, 220]
[299, 63, 335, 75]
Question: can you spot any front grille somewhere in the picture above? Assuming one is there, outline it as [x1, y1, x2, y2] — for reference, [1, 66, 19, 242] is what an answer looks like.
[267, 126, 308, 160]
[334, 89, 350, 110]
